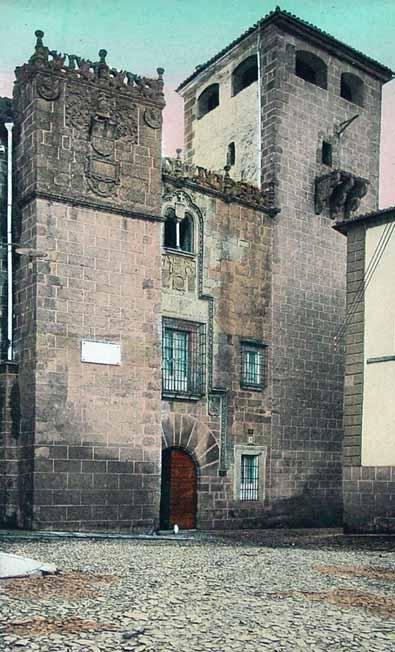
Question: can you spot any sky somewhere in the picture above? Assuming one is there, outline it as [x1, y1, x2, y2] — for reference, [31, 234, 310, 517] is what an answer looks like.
[0, 0, 394, 207]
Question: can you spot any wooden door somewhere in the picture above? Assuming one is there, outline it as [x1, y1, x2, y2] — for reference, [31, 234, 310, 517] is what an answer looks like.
[160, 449, 197, 530]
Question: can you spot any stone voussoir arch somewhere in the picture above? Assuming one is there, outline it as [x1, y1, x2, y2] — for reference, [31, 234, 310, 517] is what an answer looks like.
[161, 413, 219, 476]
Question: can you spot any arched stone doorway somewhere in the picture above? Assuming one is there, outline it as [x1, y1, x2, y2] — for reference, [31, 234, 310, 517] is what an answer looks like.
[160, 413, 220, 530]
[160, 448, 197, 530]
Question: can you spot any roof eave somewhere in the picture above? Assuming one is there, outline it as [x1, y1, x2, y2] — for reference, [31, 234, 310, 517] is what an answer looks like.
[271, 13, 394, 83]
[177, 9, 394, 95]
[177, 26, 259, 95]
[333, 206, 395, 234]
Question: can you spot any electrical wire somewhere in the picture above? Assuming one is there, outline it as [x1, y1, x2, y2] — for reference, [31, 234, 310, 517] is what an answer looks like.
[335, 222, 394, 345]
[334, 221, 395, 346]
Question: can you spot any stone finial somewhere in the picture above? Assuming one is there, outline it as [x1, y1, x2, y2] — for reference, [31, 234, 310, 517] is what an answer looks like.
[98, 49, 108, 64]
[157, 68, 165, 79]
[94, 49, 109, 80]
[223, 165, 233, 194]
[29, 29, 49, 64]
[174, 149, 184, 178]
[35, 29, 45, 47]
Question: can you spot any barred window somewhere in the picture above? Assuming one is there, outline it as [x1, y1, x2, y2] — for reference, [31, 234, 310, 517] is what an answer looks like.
[240, 341, 267, 390]
[162, 319, 206, 398]
[240, 455, 259, 501]
[234, 445, 266, 503]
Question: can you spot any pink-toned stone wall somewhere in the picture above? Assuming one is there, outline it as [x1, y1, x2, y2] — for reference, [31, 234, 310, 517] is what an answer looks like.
[10, 44, 164, 531]
[161, 179, 273, 529]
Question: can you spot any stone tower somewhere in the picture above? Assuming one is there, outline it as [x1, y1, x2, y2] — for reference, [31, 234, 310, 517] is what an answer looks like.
[2, 31, 165, 529]
[178, 8, 393, 525]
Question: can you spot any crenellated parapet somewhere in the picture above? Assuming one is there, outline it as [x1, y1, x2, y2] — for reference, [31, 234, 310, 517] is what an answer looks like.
[13, 31, 165, 218]
[15, 30, 165, 108]
[162, 155, 277, 213]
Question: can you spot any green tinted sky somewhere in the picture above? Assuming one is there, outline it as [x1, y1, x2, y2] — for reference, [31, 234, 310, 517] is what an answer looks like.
[1, 0, 394, 78]
[1, 0, 394, 204]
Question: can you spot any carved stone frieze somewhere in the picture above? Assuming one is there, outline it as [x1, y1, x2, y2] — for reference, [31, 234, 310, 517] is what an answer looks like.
[208, 395, 221, 417]
[315, 170, 369, 219]
[36, 73, 61, 101]
[85, 156, 120, 198]
[144, 107, 162, 129]
[112, 100, 138, 142]
[65, 86, 138, 145]
[66, 85, 92, 130]
[162, 253, 196, 292]
[162, 157, 276, 211]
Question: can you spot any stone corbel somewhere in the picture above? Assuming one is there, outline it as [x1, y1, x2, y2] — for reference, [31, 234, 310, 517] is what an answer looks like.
[314, 170, 369, 219]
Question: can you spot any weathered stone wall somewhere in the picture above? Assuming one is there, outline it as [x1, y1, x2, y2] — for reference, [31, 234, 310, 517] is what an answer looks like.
[0, 121, 8, 360]
[182, 34, 260, 185]
[161, 178, 273, 528]
[0, 102, 32, 528]
[259, 24, 384, 526]
[9, 37, 164, 531]
[0, 363, 27, 527]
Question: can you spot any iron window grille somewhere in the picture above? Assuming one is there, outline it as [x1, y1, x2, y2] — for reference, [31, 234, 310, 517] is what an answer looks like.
[240, 454, 259, 501]
[162, 319, 206, 398]
[240, 340, 267, 390]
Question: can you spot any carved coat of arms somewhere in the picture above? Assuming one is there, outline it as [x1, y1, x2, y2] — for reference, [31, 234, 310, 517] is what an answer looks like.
[66, 85, 138, 199]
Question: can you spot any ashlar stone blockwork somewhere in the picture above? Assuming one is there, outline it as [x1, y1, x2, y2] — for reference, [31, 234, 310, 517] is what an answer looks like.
[14, 31, 165, 218]
[5, 31, 166, 530]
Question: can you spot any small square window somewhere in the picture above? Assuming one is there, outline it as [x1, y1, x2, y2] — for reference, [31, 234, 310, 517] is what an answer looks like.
[162, 319, 206, 398]
[240, 341, 267, 390]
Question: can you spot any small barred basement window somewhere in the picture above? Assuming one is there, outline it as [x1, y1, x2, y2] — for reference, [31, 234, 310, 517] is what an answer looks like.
[240, 341, 267, 390]
[162, 319, 206, 398]
[232, 55, 258, 95]
[240, 454, 259, 501]
[164, 209, 194, 253]
[295, 50, 327, 89]
[197, 84, 219, 118]
[340, 72, 364, 106]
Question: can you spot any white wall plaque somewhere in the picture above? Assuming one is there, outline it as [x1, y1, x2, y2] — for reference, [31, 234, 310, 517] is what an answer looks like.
[81, 340, 121, 365]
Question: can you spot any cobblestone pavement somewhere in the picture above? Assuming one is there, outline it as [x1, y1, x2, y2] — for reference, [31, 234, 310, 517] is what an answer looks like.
[0, 529, 394, 651]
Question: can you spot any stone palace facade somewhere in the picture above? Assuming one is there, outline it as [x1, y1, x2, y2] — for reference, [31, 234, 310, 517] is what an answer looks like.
[0, 8, 392, 531]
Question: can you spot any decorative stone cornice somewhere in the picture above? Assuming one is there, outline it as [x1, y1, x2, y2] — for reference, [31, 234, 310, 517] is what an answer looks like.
[314, 169, 369, 220]
[14, 30, 165, 108]
[162, 156, 276, 213]
[19, 191, 164, 223]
